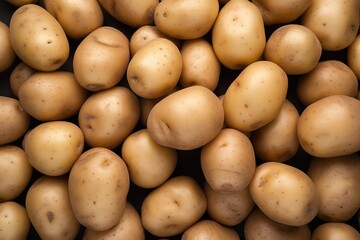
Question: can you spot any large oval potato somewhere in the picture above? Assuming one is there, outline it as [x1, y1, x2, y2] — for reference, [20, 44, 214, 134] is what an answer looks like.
[0, 201, 30, 240]
[181, 220, 240, 240]
[0, 21, 16, 72]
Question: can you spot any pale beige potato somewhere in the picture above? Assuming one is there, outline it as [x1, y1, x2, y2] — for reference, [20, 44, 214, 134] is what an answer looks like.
[68, 147, 130, 231]
[6, 0, 37, 6]
[0, 96, 30, 145]
[297, 60, 359, 106]
[98, 0, 159, 28]
[127, 38, 182, 99]
[201, 128, 256, 193]
[179, 38, 221, 91]
[83, 202, 145, 240]
[26, 176, 80, 240]
[147, 85, 224, 150]
[212, 0, 266, 70]
[223, 61, 288, 132]
[44, 0, 103, 40]
[121, 129, 177, 188]
[307, 154, 360, 222]
[252, 100, 300, 163]
[264, 24, 322, 75]
[204, 181, 254, 226]
[297, 95, 360, 158]
[244, 208, 311, 240]
[312, 223, 360, 240]
[252, 0, 311, 25]
[249, 162, 319, 226]
[18, 71, 88, 121]
[0, 201, 30, 240]
[181, 220, 240, 240]
[347, 35, 360, 79]
[23, 121, 84, 176]
[301, 0, 360, 51]
[154, 0, 219, 39]
[141, 176, 207, 237]
[73, 26, 129, 91]
[78, 86, 140, 149]
[9, 4, 69, 71]
[0, 21, 16, 72]
[0, 145, 32, 202]
[9, 62, 35, 98]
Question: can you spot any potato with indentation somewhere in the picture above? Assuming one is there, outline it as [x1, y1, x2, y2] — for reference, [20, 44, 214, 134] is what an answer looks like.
[181, 220, 240, 240]
[0, 21, 16, 72]
[0, 201, 30, 240]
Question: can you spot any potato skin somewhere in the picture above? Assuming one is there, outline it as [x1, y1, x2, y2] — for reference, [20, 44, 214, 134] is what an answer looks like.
[0, 201, 30, 240]
[312, 223, 360, 240]
[9, 62, 35, 98]
[347, 35, 360, 80]
[0, 21, 16, 72]
[181, 220, 240, 240]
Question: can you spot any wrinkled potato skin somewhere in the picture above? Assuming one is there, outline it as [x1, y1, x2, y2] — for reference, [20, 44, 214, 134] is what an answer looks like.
[347, 35, 360, 79]
[312, 223, 360, 240]
[297, 95, 360, 158]
[0, 201, 30, 240]
[9, 62, 35, 98]
[0, 21, 16, 72]
[181, 220, 240, 240]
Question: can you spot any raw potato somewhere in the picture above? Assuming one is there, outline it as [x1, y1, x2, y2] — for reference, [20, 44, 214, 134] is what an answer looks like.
[9, 4, 69, 71]
[347, 35, 360, 79]
[201, 128, 256, 193]
[301, 0, 360, 51]
[179, 38, 221, 91]
[0, 21, 16, 72]
[9, 62, 35, 98]
[212, 0, 266, 70]
[25, 176, 80, 240]
[0, 145, 32, 202]
[244, 208, 311, 240]
[297, 95, 360, 158]
[141, 176, 207, 237]
[147, 85, 224, 150]
[44, 0, 103, 39]
[154, 0, 219, 39]
[83, 202, 145, 240]
[307, 154, 360, 222]
[73, 26, 130, 91]
[0, 201, 30, 240]
[181, 220, 240, 240]
[249, 162, 319, 226]
[23, 121, 84, 176]
[68, 147, 130, 231]
[297, 60, 359, 106]
[312, 223, 360, 240]
[127, 38, 182, 99]
[223, 61, 288, 132]
[251, 100, 300, 163]
[18, 71, 88, 121]
[121, 129, 177, 188]
[0, 96, 30, 146]
[78, 86, 140, 149]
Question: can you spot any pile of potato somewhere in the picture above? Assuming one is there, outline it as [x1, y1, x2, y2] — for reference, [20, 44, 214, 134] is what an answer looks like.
[0, 0, 360, 239]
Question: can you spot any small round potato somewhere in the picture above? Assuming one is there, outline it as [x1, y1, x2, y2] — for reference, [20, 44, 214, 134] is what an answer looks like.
[0, 21, 16, 72]
[347, 34, 360, 79]
[181, 220, 240, 240]
[9, 62, 36, 98]
[0, 201, 30, 240]
[312, 223, 360, 240]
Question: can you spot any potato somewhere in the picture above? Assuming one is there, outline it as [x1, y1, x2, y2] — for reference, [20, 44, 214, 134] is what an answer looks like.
[0, 96, 30, 145]
[73, 26, 130, 91]
[312, 223, 360, 240]
[23, 121, 84, 176]
[301, 0, 360, 51]
[121, 129, 177, 188]
[147, 85, 224, 150]
[98, 0, 159, 28]
[44, 0, 103, 40]
[201, 128, 256, 193]
[179, 38, 221, 91]
[204, 181, 254, 226]
[297, 60, 359, 106]
[244, 208, 311, 240]
[0, 21, 16, 72]
[18, 71, 88, 121]
[9, 62, 35, 98]
[307, 154, 360, 222]
[68, 147, 130, 231]
[154, 0, 219, 39]
[83, 202, 145, 240]
[78, 86, 140, 149]
[249, 162, 319, 226]
[297, 95, 360, 158]
[181, 220, 240, 240]
[0, 201, 30, 240]
[252, 0, 311, 25]
[9, 4, 69, 71]
[0, 145, 32, 202]
[264, 24, 322, 75]
[347, 34, 360, 80]
[223, 61, 288, 132]
[212, 0, 266, 70]
[251, 100, 300, 163]
[5, 0, 37, 7]
[127, 38, 182, 99]
[141, 176, 207, 237]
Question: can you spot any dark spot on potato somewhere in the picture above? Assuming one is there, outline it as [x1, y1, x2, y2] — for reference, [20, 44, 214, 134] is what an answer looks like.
[173, 199, 180, 207]
[163, 12, 168, 18]
[102, 159, 111, 167]
[165, 224, 177, 229]
[86, 84, 106, 91]
[47, 211, 54, 223]
[244, 104, 249, 108]
[52, 58, 62, 65]
[258, 177, 267, 187]
[47, 40, 52, 44]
